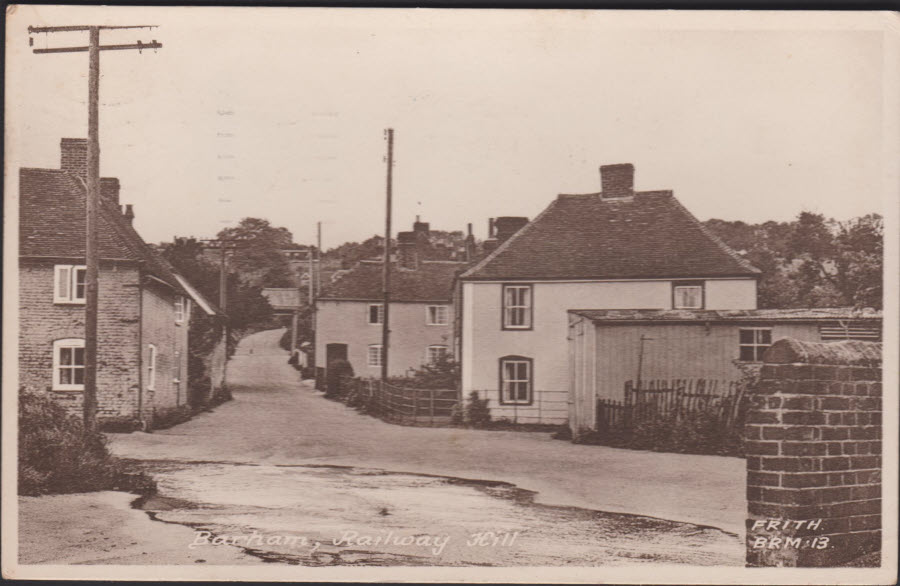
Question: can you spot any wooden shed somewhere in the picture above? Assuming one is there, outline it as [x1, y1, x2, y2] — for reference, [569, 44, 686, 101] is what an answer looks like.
[567, 308, 882, 434]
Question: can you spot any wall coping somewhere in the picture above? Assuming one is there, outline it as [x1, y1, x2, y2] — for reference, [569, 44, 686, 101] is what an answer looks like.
[763, 338, 882, 367]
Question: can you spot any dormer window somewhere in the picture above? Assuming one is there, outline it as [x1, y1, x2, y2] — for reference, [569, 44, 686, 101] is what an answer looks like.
[672, 281, 704, 309]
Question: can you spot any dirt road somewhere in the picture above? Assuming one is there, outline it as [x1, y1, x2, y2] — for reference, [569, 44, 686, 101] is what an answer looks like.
[111, 329, 746, 534]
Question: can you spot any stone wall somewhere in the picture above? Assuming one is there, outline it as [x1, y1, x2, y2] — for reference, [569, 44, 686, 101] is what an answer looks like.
[745, 338, 882, 567]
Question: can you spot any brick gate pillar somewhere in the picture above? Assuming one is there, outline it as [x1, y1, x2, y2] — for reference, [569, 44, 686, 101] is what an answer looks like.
[745, 338, 882, 567]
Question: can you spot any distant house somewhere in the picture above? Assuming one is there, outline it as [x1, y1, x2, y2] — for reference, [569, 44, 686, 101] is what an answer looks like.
[18, 138, 218, 427]
[456, 163, 762, 424]
[567, 307, 882, 433]
[315, 220, 466, 378]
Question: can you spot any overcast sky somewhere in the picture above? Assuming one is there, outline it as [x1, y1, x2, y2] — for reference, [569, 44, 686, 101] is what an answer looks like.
[6, 7, 888, 249]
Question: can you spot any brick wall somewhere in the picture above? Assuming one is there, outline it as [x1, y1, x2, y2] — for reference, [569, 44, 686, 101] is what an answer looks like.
[141, 283, 181, 418]
[745, 338, 882, 567]
[19, 261, 142, 419]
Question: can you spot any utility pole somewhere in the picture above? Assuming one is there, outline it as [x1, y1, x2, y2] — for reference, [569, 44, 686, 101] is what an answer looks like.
[381, 128, 394, 381]
[29, 25, 162, 435]
[636, 334, 654, 391]
[316, 221, 322, 296]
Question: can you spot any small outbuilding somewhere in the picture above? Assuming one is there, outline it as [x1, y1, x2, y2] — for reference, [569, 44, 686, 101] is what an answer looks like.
[567, 307, 882, 434]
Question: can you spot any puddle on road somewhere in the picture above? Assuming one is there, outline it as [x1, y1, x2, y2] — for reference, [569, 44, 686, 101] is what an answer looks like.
[130, 460, 742, 566]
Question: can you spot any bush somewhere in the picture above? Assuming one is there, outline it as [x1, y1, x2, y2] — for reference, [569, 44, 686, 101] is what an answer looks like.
[18, 393, 155, 496]
[464, 391, 491, 427]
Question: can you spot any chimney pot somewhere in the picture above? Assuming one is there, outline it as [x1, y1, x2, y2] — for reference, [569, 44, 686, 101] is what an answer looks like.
[600, 163, 635, 199]
[123, 204, 135, 224]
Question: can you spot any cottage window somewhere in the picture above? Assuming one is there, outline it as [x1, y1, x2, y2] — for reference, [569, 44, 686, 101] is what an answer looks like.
[174, 296, 188, 323]
[368, 304, 384, 325]
[367, 344, 383, 367]
[52, 338, 85, 391]
[672, 281, 704, 309]
[739, 328, 772, 362]
[147, 344, 157, 390]
[502, 285, 532, 329]
[427, 345, 448, 364]
[427, 305, 449, 326]
[53, 265, 87, 304]
[499, 356, 533, 405]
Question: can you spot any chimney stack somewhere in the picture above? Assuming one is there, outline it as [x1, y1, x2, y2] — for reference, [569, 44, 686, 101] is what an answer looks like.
[600, 163, 635, 199]
[494, 216, 529, 243]
[60, 138, 88, 178]
[413, 216, 430, 237]
[100, 178, 120, 205]
[122, 204, 135, 224]
[397, 231, 419, 270]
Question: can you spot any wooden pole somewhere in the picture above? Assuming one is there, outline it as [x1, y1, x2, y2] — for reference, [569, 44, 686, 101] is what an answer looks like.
[29, 24, 162, 434]
[381, 129, 393, 381]
[219, 244, 228, 312]
[82, 27, 101, 435]
[316, 221, 322, 296]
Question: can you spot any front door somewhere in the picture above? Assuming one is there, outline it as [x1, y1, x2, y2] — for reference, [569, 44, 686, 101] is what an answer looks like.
[325, 343, 348, 366]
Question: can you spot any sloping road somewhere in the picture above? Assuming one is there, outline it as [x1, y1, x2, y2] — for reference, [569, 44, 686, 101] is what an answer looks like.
[110, 328, 746, 536]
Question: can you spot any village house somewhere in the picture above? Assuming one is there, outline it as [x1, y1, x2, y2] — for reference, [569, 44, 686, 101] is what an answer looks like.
[315, 220, 466, 378]
[18, 138, 219, 428]
[567, 307, 882, 433]
[456, 163, 762, 424]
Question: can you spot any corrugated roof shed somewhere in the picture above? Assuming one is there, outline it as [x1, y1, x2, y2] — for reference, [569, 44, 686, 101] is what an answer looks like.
[318, 261, 465, 303]
[569, 307, 883, 323]
[461, 191, 760, 281]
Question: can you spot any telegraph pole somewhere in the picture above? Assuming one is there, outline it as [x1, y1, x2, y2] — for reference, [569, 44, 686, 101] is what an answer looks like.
[381, 129, 394, 381]
[29, 25, 162, 435]
[316, 221, 322, 296]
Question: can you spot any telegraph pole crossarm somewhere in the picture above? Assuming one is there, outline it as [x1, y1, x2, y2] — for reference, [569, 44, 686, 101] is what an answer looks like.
[28, 23, 163, 435]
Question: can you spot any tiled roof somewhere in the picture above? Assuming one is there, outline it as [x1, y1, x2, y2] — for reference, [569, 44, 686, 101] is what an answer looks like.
[19, 167, 187, 295]
[569, 307, 883, 323]
[318, 261, 465, 303]
[461, 191, 760, 281]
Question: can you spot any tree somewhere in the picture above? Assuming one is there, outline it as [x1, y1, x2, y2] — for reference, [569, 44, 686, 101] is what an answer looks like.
[217, 217, 298, 288]
[703, 211, 882, 309]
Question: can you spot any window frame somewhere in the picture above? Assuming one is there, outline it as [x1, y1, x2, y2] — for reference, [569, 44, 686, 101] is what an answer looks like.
[672, 280, 705, 310]
[738, 328, 773, 362]
[501, 284, 533, 330]
[498, 355, 534, 406]
[147, 344, 157, 390]
[426, 345, 449, 364]
[174, 296, 187, 324]
[367, 344, 383, 368]
[53, 264, 87, 304]
[426, 305, 449, 326]
[367, 303, 384, 325]
[52, 338, 85, 391]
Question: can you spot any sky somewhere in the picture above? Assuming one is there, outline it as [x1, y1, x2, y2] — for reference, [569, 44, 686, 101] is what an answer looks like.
[6, 7, 889, 250]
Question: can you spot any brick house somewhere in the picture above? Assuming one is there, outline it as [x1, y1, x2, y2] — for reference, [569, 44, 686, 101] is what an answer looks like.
[456, 163, 762, 424]
[18, 138, 218, 427]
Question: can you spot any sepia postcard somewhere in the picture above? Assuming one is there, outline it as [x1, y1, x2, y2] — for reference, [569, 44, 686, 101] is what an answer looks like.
[3, 5, 899, 583]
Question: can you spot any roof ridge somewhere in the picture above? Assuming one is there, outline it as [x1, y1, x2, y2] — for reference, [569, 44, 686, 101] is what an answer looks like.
[665, 195, 761, 275]
[459, 198, 560, 279]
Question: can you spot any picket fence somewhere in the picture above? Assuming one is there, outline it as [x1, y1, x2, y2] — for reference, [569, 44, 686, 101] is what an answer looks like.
[595, 378, 747, 433]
